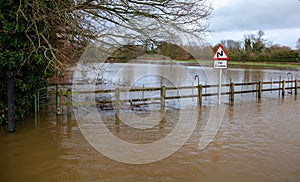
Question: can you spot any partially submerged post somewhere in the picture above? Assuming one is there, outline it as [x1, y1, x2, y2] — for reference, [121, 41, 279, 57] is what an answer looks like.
[218, 69, 222, 105]
[197, 84, 202, 107]
[282, 80, 286, 97]
[34, 92, 37, 113]
[115, 88, 120, 125]
[56, 84, 60, 115]
[59, 89, 64, 114]
[295, 80, 298, 95]
[230, 82, 235, 102]
[279, 76, 282, 96]
[7, 71, 16, 133]
[258, 81, 262, 99]
[37, 89, 40, 111]
[161, 86, 166, 120]
[67, 88, 72, 116]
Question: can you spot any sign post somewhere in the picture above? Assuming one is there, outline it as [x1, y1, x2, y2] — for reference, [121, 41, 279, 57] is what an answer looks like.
[212, 44, 229, 105]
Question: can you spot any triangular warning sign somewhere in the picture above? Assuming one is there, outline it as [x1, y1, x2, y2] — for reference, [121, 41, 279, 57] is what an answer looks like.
[212, 44, 229, 60]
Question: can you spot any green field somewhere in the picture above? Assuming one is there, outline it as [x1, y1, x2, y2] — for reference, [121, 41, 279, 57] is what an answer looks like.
[227, 61, 300, 69]
[173, 60, 300, 69]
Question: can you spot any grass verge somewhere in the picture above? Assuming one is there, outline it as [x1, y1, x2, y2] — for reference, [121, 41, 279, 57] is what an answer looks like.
[174, 60, 300, 69]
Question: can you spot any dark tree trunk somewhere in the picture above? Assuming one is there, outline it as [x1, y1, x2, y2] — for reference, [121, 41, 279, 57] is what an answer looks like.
[7, 71, 16, 133]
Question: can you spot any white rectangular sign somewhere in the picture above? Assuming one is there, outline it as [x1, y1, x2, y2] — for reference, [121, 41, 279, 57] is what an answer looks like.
[214, 60, 227, 69]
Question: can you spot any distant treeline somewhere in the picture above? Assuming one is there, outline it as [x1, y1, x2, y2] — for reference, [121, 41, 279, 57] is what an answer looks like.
[222, 44, 299, 62]
[215, 31, 300, 62]
[107, 42, 195, 62]
[107, 31, 300, 63]
[108, 42, 300, 63]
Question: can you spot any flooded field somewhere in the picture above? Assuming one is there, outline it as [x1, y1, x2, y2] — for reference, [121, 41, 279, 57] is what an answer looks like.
[1, 63, 300, 181]
[76, 62, 300, 88]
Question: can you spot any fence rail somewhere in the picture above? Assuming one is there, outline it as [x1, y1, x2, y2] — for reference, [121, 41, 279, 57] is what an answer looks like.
[36, 80, 299, 115]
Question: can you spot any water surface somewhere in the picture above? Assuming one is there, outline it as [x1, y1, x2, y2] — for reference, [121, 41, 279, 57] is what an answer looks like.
[1, 64, 300, 181]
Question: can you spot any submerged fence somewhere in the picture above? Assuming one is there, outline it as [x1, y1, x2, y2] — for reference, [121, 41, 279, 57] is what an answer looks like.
[39, 79, 300, 116]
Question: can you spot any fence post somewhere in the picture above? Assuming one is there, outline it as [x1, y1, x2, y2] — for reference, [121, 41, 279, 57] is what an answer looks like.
[197, 84, 202, 107]
[258, 81, 262, 99]
[55, 84, 59, 115]
[37, 89, 40, 112]
[192, 82, 194, 100]
[67, 88, 72, 116]
[115, 88, 120, 125]
[279, 76, 282, 96]
[161, 86, 166, 111]
[295, 80, 298, 95]
[282, 80, 285, 97]
[34, 93, 37, 113]
[230, 82, 234, 102]
[271, 78, 273, 93]
[160, 86, 166, 123]
[56, 88, 61, 115]
[241, 80, 243, 97]
[59, 89, 64, 115]
[7, 71, 16, 133]
[142, 84, 145, 99]
[205, 81, 208, 99]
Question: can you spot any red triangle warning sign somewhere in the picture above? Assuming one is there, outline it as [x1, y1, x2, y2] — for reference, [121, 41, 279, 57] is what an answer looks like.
[212, 44, 229, 60]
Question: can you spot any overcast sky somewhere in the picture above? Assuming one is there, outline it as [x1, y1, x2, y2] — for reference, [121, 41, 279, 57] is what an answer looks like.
[206, 0, 300, 49]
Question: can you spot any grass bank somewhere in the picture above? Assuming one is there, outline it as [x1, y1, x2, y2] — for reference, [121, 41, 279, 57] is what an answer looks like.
[174, 60, 300, 69]
[227, 61, 300, 69]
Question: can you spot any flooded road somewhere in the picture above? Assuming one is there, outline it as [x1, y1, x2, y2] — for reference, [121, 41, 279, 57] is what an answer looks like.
[1, 63, 300, 181]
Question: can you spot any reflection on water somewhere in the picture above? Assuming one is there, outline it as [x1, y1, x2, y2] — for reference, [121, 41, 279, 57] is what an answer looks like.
[91, 63, 300, 87]
[1, 96, 300, 181]
[77, 62, 300, 107]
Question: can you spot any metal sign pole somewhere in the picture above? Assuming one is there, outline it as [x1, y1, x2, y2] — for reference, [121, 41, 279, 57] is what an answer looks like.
[218, 69, 222, 105]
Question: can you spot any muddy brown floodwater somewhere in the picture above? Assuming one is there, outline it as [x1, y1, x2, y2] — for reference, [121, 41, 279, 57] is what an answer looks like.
[0, 96, 300, 182]
[1, 63, 300, 181]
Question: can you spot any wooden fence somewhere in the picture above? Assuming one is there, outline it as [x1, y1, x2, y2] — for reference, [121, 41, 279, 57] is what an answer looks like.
[49, 79, 299, 116]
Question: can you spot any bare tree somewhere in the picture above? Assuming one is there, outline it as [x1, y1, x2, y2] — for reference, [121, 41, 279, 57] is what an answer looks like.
[13, 0, 212, 69]
[296, 38, 300, 52]
[1, 0, 212, 129]
[243, 30, 267, 53]
[220, 40, 242, 51]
